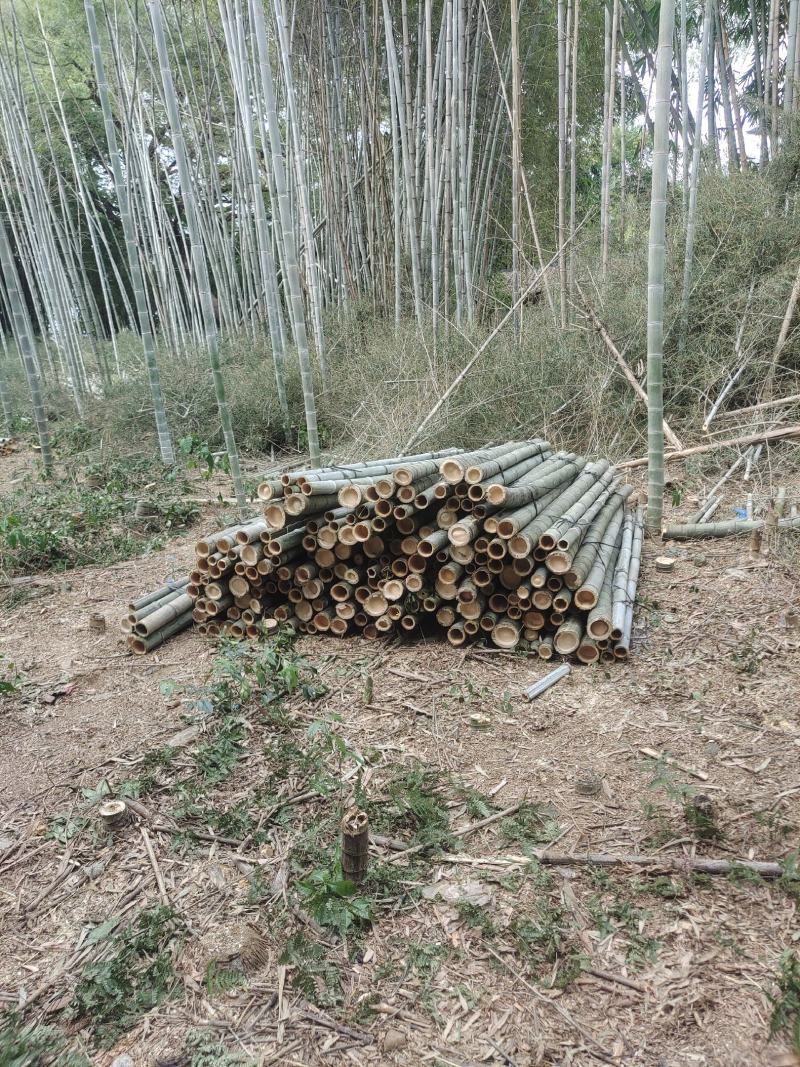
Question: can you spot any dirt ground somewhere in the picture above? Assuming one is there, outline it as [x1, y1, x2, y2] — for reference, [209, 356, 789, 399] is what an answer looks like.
[1, 445, 799, 1067]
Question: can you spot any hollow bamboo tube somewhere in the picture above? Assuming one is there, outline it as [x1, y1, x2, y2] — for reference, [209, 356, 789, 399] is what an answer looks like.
[129, 608, 193, 654]
[465, 441, 550, 484]
[663, 515, 800, 539]
[574, 507, 625, 610]
[610, 511, 635, 639]
[524, 663, 570, 698]
[564, 490, 626, 589]
[492, 616, 521, 649]
[288, 449, 462, 485]
[586, 534, 620, 640]
[554, 616, 583, 654]
[440, 442, 523, 484]
[128, 576, 189, 611]
[614, 509, 644, 658]
[134, 594, 194, 636]
[129, 585, 191, 624]
[538, 469, 615, 550]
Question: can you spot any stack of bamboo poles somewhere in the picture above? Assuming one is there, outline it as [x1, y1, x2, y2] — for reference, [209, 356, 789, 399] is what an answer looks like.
[123, 442, 645, 661]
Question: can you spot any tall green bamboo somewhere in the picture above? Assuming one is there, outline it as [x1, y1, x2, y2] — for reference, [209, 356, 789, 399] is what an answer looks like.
[0, 340, 13, 433]
[646, 0, 675, 532]
[250, 0, 321, 466]
[0, 220, 52, 473]
[85, 0, 175, 465]
[510, 0, 522, 339]
[149, 0, 246, 509]
[679, 0, 712, 352]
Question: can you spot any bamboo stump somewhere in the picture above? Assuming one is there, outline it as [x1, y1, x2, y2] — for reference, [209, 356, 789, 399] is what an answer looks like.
[341, 808, 369, 884]
[98, 800, 129, 831]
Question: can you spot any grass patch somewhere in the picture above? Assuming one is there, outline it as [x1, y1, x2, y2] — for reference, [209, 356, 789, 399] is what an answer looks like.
[0, 1018, 89, 1067]
[0, 454, 196, 576]
[67, 905, 184, 1048]
[769, 950, 800, 1053]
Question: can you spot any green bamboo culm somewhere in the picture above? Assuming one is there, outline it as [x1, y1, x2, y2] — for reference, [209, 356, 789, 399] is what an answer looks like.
[249, 0, 321, 467]
[85, 0, 175, 466]
[645, 0, 675, 533]
[0, 351, 13, 432]
[148, 0, 247, 511]
[0, 219, 52, 473]
[678, 0, 712, 353]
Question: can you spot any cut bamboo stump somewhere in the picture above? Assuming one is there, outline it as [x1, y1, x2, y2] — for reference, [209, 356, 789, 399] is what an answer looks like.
[341, 808, 369, 884]
[98, 800, 129, 830]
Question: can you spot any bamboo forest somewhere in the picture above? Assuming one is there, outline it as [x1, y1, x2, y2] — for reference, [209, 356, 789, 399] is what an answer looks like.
[0, 0, 799, 1062]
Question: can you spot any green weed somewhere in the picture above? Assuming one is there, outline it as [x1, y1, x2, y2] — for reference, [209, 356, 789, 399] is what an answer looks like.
[0, 456, 195, 576]
[297, 867, 373, 936]
[204, 959, 247, 996]
[280, 931, 342, 1008]
[185, 1029, 255, 1066]
[0, 1017, 89, 1066]
[68, 905, 184, 1047]
[0, 656, 23, 694]
[456, 900, 497, 938]
[768, 950, 800, 1052]
[405, 942, 448, 1014]
[587, 893, 660, 969]
[498, 802, 561, 849]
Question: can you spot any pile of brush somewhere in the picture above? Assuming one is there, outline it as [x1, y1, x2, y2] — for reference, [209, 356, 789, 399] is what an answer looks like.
[123, 442, 644, 661]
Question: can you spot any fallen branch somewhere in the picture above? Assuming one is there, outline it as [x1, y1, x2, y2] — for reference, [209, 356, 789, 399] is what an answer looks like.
[141, 827, 170, 906]
[617, 424, 800, 469]
[440, 849, 786, 878]
[579, 290, 684, 450]
[385, 800, 524, 864]
[715, 392, 800, 422]
[639, 746, 708, 781]
[664, 516, 800, 540]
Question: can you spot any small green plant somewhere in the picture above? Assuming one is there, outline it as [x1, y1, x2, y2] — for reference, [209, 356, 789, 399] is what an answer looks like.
[587, 893, 660, 968]
[456, 900, 497, 937]
[0, 1017, 89, 1066]
[67, 905, 184, 1047]
[297, 866, 373, 936]
[768, 950, 800, 1052]
[498, 802, 560, 849]
[727, 863, 765, 887]
[0, 655, 22, 694]
[204, 959, 247, 996]
[511, 897, 567, 966]
[370, 764, 453, 853]
[405, 942, 448, 1014]
[280, 931, 342, 1007]
[179, 433, 231, 478]
[185, 1029, 255, 1066]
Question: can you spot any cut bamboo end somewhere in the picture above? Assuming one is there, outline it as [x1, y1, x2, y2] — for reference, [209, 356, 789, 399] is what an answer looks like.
[492, 618, 521, 649]
[441, 458, 466, 483]
[554, 617, 583, 654]
[98, 799, 129, 830]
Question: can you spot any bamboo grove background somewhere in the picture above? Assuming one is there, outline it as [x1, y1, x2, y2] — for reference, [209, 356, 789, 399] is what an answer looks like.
[0, 0, 799, 502]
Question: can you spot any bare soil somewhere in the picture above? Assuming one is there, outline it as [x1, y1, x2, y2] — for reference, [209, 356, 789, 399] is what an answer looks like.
[1, 447, 799, 1067]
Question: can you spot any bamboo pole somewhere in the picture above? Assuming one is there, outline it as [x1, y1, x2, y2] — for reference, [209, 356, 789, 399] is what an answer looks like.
[619, 425, 800, 470]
